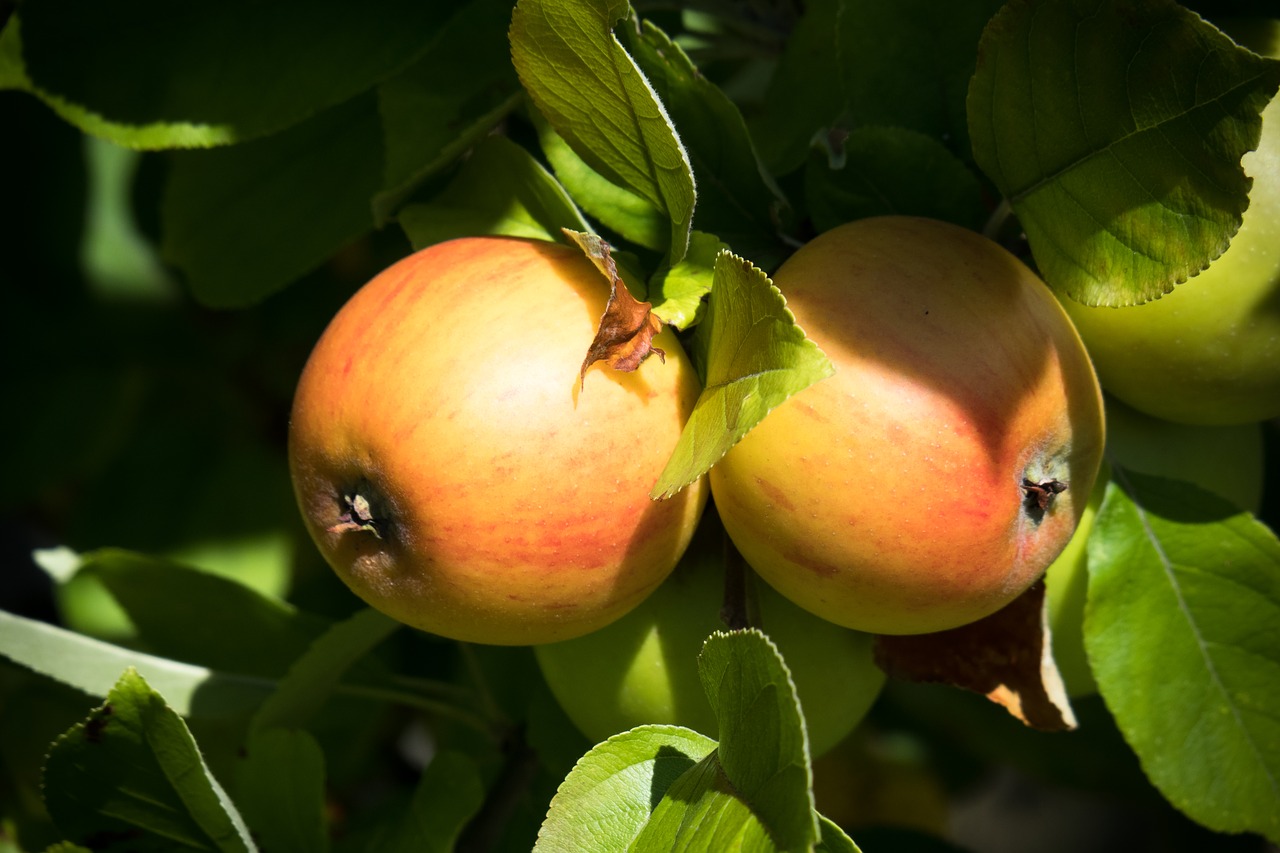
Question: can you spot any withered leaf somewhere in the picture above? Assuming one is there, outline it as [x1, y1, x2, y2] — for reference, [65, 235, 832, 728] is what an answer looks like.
[564, 229, 665, 387]
[874, 581, 1077, 732]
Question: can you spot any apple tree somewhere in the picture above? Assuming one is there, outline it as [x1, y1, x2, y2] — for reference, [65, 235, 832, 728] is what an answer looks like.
[2, 0, 1279, 851]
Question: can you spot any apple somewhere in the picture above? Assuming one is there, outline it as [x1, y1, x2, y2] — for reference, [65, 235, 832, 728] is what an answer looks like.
[709, 216, 1106, 636]
[1057, 21, 1280, 426]
[533, 511, 886, 758]
[288, 236, 708, 645]
[1045, 395, 1265, 696]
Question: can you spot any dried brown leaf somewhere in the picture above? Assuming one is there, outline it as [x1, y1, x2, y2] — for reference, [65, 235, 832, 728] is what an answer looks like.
[874, 581, 1077, 732]
[564, 229, 665, 387]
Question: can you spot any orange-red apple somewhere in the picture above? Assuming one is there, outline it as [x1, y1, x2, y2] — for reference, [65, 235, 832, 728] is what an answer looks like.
[288, 236, 708, 645]
[710, 216, 1106, 635]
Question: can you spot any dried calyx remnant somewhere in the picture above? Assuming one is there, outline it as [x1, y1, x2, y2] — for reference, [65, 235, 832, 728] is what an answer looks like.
[1021, 478, 1067, 517]
[328, 491, 384, 538]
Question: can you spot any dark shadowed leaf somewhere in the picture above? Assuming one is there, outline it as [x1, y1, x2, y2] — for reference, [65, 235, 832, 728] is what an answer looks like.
[43, 669, 257, 851]
[372, 0, 523, 223]
[12, 0, 456, 149]
[234, 728, 328, 853]
[805, 126, 987, 233]
[161, 93, 383, 307]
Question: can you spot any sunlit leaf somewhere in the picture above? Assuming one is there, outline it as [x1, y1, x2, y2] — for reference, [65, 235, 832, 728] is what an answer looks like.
[399, 135, 591, 248]
[1086, 471, 1280, 841]
[648, 230, 725, 331]
[510, 0, 695, 261]
[626, 20, 789, 266]
[534, 726, 717, 852]
[650, 251, 833, 499]
[536, 117, 668, 251]
[0, 609, 274, 719]
[968, 0, 1280, 305]
[698, 630, 818, 849]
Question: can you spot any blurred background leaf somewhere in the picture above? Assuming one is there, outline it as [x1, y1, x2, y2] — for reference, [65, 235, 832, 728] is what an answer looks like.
[11, 0, 463, 149]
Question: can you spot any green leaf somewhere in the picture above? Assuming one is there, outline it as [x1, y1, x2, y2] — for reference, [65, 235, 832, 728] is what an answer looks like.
[13, 0, 456, 149]
[626, 20, 789, 267]
[234, 728, 328, 853]
[380, 750, 486, 853]
[536, 117, 668, 251]
[647, 230, 724, 330]
[399, 135, 590, 248]
[250, 607, 399, 734]
[161, 92, 384, 307]
[1086, 471, 1280, 841]
[650, 251, 834, 499]
[630, 752, 776, 850]
[967, 0, 1280, 305]
[534, 725, 718, 852]
[74, 549, 329, 678]
[805, 126, 987, 233]
[753, 0, 1001, 175]
[0, 609, 276, 719]
[509, 0, 695, 261]
[372, 0, 524, 224]
[42, 668, 257, 852]
[816, 816, 862, 852]
[698, 630, 818, 849]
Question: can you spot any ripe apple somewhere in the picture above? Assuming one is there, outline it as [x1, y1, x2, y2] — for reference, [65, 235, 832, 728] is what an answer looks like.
[1045, 396, 1265, 696]
[288, 236, 708, 645]
[533, 511, 886, 758]
[709, 216, 1106, 636]
[1057, 22, 1280, 425]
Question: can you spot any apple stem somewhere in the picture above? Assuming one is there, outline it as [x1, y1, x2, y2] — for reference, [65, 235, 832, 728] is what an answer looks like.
[326, 492, 383, 538]
[1021, 478, 1068, 517]
[720, 535, 762, 631]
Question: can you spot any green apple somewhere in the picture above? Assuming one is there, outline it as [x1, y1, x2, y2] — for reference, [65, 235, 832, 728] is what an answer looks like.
[710, 216, 1105, 636]
[288, 236, 708, 646]
[1045, 395, 1265, 695]
[1059, 20, 1280, 425]
[534, 513, 886, 759]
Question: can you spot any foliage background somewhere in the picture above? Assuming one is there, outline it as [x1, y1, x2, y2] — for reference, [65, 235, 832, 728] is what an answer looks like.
[2, 0, 1280, 850]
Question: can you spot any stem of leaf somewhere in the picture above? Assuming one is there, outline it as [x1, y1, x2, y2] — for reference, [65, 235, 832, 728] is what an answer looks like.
[983, 197, 1014, 242]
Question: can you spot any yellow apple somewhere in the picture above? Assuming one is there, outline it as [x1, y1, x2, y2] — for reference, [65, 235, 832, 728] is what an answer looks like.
[710, 216, 1106, 635]
[288, 237, 708, 645]
[534, 511, 886, 758]
[1058, 21, 1280, 425]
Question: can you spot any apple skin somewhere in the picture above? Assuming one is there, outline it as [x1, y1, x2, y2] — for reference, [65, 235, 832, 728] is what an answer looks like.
[534, 513, 886, 758]
[1058, 23, 1280, 426]
[1045, 396, 1265, 696]
[288, 236, 708, 646]
[709, 216, 1106, 636]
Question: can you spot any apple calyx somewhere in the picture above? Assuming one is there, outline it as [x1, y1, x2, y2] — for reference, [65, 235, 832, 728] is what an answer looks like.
[327, 491, 383, 539]
[1021, 478, 1068, 516]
